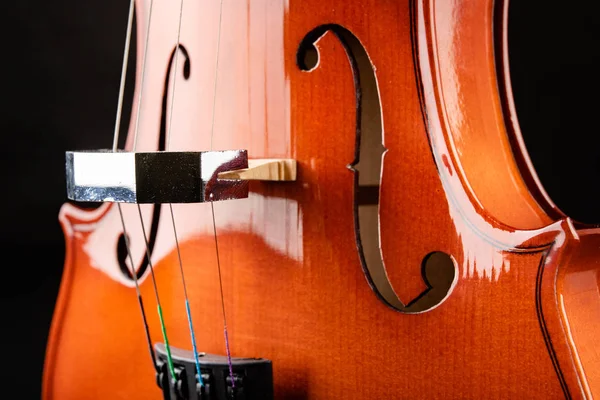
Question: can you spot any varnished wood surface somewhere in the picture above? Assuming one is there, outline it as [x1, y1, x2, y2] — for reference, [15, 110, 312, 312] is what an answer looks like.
[43, 0, 599, 398]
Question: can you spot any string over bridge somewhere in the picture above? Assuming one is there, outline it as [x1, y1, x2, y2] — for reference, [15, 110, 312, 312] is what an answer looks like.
[66, 149, 249, 203]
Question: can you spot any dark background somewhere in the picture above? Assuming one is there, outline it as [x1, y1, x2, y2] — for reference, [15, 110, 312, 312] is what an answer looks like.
[2, 1, 598, 397]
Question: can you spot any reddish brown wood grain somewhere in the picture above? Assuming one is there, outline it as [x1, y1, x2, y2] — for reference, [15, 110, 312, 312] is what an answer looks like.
[43, 0, 599, 398]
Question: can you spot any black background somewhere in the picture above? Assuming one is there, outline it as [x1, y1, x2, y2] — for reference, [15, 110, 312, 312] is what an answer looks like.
[2, 1, 598, 397]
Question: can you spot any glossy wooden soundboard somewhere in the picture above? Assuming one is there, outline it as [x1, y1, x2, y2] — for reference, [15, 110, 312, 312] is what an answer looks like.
[43, 0, 599, 398]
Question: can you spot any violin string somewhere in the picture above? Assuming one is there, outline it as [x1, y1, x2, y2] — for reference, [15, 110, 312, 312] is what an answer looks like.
[129, 0, 177, 381]
[111, 0, 135, 152]
[109, 0, 157, 372]
[132, 0, 154, 151]
[136, 203, 176, 381]
[208, 0, 236, 387]
[165, 0, 205, 387]
[117, 205, 157, 371]
[166, 0, 183, 152]
[209, 0, 223, 152]
[210, 202, 235, 385]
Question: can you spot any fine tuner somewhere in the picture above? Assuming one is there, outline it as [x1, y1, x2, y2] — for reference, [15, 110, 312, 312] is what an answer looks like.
[66, 150, 297, 204]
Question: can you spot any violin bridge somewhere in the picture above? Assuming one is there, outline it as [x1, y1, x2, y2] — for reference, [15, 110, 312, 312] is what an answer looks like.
[65, 150, 249, 203]
[217, 159, 297, 181]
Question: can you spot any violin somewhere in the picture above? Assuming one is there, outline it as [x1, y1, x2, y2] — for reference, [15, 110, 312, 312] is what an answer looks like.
[42, 0, 600, 398]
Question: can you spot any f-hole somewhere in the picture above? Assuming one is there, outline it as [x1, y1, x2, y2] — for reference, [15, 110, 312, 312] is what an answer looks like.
[117, 44, 191, 280]
[298, 26, 457, 313]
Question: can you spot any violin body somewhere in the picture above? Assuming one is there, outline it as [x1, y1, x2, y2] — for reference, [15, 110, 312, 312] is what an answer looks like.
[43, 0, 600, 398]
